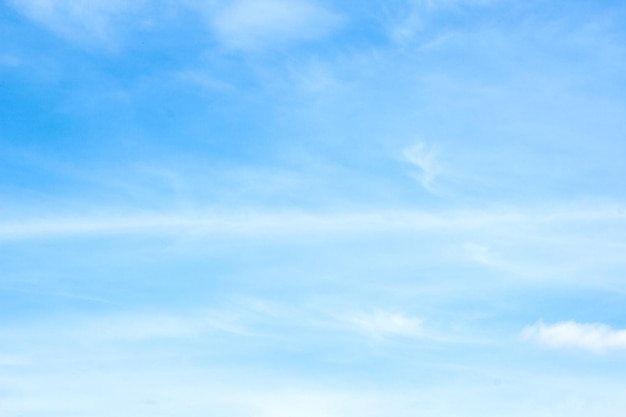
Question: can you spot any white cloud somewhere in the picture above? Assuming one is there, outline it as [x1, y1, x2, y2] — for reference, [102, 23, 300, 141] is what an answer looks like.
[522, 321, 626, 352]
[7, 0, 144, 46]
[1, 204, 625, 241]
[383, 0, 495, 44]
[9, 0, 341, 51]
[201, 0, 342, 51]
[402, 142, 440, 191]
[0, 209, 468, 241]
[348, 309, 423, 338]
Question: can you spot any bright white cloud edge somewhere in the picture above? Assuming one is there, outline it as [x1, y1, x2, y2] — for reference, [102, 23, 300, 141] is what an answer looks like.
[522, 321, 626, 352]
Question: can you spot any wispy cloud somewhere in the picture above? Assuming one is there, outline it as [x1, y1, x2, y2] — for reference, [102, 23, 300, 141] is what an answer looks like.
[382, 0, 495, 44]
[347, 309, 423, 338]
[195, 0, 342, 52]
[522, 321, 626, 352]
[8, 0, 341, 51]
[4, 1, 626, 415]
[1, 204, 625, 241]
[401, 142, 440, 192]
[7, 0, 145, 46]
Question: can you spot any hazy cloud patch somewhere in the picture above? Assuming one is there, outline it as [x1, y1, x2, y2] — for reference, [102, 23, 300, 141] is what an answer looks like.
[522, 321, 626, 352]
[8, 0, 145, 46]
[348, 309, 423, 338]
[196, 0, 342, 51]
[402, 142, 441, 192]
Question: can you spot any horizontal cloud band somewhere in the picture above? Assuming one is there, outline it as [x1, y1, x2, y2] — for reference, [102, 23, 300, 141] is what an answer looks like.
[522, 321, 626, 352]
[2, 205, 625, 241]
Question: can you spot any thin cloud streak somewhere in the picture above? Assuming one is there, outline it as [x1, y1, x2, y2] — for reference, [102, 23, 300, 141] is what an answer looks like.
[522, 321, 626, 352]
[1, 204, 625, 241]
[8, 0, 342, 51]
[7, 0, 145, 46]
[402, 142, 440, 192]
[204, 0, 342, 51]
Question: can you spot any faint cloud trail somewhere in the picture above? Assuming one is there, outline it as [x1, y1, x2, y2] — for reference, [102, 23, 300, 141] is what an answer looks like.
[402, 141, 440, 192]
[522, 321, 626, 352]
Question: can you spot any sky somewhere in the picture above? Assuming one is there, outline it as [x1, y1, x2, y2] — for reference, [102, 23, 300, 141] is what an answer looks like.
[1, 0, 626, 415]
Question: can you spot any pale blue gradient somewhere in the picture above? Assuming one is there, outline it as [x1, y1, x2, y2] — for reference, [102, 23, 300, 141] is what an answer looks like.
[2, 1, 626, 416]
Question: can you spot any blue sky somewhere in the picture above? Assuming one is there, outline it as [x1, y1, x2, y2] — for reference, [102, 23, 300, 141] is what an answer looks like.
[1, 0, 626, 415]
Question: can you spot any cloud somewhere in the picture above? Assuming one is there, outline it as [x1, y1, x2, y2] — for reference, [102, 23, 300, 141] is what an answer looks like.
[1, 204, 625, 241]
[522, 321, 626, 352]
[9, 0, 341, 51]
[201, 0, 342, 51]
[348, 309, 423, 338]
[383, 0, 495, 44]
[0, 209, 471, 241]
[0, 210, 422, 241]
[402, 142, 440, 191]
[7, 0, 144, 46]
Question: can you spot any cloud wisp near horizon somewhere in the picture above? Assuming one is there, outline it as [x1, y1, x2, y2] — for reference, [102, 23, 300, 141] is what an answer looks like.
[2, 0, 626, 416]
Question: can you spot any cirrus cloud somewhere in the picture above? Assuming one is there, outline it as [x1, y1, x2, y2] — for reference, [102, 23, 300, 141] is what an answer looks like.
[7, 0, 145, 46]
[193, 0, 343, 52]
[522, 321, 626, 353]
